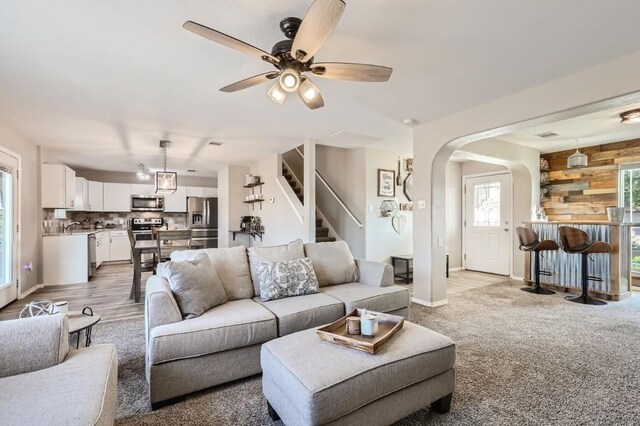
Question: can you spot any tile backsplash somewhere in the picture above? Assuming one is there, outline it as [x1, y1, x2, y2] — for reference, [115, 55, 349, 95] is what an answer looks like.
[42, 209, 187, 234]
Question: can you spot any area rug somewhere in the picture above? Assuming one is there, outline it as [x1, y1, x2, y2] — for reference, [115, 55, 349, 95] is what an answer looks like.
[92, 280, 640, 425]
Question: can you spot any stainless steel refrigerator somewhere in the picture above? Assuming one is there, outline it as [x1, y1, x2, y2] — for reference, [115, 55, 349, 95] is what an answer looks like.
[187, 197, 218, 248]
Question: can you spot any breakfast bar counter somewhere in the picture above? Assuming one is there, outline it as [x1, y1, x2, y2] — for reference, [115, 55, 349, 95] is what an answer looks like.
[522, 221, 634, 301]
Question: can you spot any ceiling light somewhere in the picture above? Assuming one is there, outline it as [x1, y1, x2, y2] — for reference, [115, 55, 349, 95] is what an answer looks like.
[299, 78, 320, 101]
[136, 163, 150, 180]
[620, 109, 640, 124]
[156, 140, 177, 194]
[268, 81, 288, 104]
[402, 118, 417, 126]
[567, 139, 588, 169]
[279, 69, 300, 93]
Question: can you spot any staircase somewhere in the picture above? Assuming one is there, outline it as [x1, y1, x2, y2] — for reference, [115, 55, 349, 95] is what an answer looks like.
[283, 164, 336, 243]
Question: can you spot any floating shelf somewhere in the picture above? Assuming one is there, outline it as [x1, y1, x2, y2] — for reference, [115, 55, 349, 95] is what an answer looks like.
[243, 182, 264, 189]
[230, 230, 264, 241]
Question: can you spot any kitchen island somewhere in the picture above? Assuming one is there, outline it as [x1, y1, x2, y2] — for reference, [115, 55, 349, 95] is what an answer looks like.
[522, 221, 633, 301]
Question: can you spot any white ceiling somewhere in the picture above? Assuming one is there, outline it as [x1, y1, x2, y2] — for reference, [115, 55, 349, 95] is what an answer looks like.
[498, 102, 640, 153]
[1, 1, 640, 176]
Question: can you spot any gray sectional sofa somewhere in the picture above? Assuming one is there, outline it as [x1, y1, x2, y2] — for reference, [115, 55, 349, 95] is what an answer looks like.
[145, 240, 411, 407]
[0, 314, 118, 425]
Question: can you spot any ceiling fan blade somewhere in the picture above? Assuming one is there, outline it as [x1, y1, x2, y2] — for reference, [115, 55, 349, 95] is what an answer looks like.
[292, 0, 345, 62]
[297, 78, 324, 110]
[220, 72, 279, 93]
[310, 62, 393, 82]
[183, 21, 279, 65]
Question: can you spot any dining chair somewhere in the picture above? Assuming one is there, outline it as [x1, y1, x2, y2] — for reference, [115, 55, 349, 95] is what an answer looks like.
[128, 228, 156, 299]
[156, 229, 193, 262]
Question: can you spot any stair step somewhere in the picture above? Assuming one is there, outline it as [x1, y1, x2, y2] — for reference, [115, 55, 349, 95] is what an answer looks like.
[283, 173, 292, 180]
[316, 237, 336, 243]
[316, 227, 329, 238]
[316, 218, 323, 226]
[292, 187, 301, 194]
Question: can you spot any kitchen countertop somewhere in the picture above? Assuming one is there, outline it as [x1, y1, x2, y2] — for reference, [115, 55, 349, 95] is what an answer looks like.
[43, 229, 124, 237]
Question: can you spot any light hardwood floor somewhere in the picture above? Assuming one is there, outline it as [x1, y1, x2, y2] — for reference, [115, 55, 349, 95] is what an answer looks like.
[0, 267, 513, 323]
[0, 263, 149, 322]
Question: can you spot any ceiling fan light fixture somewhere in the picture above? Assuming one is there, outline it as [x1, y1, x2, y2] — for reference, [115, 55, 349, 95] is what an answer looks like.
[279, 69, 300, 93]
[620, 109, 640, 124]
[299, 78, 320, 101]
[268, 81, 288, 104]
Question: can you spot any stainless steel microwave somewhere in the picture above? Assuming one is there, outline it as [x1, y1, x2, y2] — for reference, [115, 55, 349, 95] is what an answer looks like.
[131, 195, 164, 212]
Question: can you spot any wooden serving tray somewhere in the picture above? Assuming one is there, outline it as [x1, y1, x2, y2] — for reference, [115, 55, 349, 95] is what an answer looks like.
[316, 308, 405, 354]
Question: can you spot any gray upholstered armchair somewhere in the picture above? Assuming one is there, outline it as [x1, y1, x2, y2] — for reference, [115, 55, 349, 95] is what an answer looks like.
[0, 314, 118, 425]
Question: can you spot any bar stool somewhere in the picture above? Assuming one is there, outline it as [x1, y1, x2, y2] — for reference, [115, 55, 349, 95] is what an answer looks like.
[516, 227, 558, 295]
[558, 226, 611, 306]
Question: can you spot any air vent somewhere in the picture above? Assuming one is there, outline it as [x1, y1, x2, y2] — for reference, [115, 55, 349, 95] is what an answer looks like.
[186, 169, 197, 173]
[209, 141, 223, 146]
[535, 131, 558, 139]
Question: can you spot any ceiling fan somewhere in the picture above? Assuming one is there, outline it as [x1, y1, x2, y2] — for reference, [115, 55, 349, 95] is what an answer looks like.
[183, 0, 393, 110]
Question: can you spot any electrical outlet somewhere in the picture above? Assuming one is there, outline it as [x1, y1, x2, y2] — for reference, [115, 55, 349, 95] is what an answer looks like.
[269, 197, 275, 204]
[417, 200, 426, 209]
[368, 204, 373, 212]
[437, 237, 444, 248]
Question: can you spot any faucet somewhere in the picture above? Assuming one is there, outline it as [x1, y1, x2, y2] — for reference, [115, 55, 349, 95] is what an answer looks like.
[63, 221, 80, 233]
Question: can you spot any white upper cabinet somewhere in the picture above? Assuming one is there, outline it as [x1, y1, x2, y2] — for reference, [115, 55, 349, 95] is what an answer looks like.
[131, 184, 155, 196]
[203, 187, 218, 197]
[73, 177, 89, 211]
[42, 164, 76, 209]
[164, 186, 187, 212]
[186, 186, 204, 197]
[103, 183, 132, 212]
[87, 181, 104, 212]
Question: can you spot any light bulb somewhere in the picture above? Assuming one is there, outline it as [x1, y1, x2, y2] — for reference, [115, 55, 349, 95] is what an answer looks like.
[298, 78, 321, 102]
[279, 69, 300, 93]
[267, 81, 287, 104]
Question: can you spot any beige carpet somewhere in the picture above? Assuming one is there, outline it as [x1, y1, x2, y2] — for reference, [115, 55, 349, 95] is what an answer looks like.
[93, 280, 640, 425]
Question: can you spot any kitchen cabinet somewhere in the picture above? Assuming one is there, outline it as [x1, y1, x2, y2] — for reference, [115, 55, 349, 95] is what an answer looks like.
[73, 177, 89, 211]
[103, 183, 132, 212]
[164, 186, 188, 212]
[87, 181, 104, 212]
[203, 187, 218, 197]
[186, 186, 204, 197]
[131, 184, 155, 196]
[109, 230, 131, 261]
[41, 164, 76, 209]
[95, 231, 109, 268]
[43, 234, 88, 285]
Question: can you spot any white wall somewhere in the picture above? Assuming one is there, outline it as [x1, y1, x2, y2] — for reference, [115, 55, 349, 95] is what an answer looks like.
[460, 161, 508, 176]
[365, 149, 413, 262]
[217, 165, 250, 248]
[412, 51, 640, 306]
[0, 123, 41, 293]
[249, 155, 305, 247]
[74, 168, 217, 187]
[445, 161, 462, 268]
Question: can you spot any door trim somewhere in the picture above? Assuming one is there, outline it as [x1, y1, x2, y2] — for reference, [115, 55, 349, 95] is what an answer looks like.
[461, 171, 513, 276]
[0, 145, 21, 300]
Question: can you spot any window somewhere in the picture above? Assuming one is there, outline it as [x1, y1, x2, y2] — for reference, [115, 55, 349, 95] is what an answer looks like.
[0, 167, 12, 287]
[620, 167, 640, 273]
[473, 182, 500, 227]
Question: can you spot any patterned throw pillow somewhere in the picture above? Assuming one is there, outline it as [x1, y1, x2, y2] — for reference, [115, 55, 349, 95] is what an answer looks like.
[258, 258, 320, 302]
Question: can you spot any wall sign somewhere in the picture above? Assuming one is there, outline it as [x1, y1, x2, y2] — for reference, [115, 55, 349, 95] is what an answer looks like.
[377, 169, 396, 197]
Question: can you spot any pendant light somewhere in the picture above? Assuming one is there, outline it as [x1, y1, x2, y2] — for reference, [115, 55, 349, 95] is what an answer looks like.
[155, 140, 177, 194]
[620, 108, 640, 124]
[567, 138, 588, 169]
[136, 163, 150, 181]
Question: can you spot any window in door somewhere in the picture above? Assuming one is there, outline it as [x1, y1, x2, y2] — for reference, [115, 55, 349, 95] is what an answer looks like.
[473, 182, 501, 227]
[0, 167, 13, 288]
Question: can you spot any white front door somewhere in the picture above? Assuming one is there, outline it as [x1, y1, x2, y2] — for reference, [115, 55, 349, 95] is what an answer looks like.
[464, 173, 511, 275]
[0, 150, 19, 308]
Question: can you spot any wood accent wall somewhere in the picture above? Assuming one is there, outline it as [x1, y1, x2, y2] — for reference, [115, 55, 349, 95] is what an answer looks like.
[540, 139, 640, 221]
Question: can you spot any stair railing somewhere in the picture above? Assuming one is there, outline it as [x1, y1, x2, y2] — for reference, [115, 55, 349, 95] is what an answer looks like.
[294, 147, 364, 229]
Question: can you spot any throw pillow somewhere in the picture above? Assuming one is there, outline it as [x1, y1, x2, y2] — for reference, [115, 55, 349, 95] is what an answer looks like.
[248, 239, 305, 296]
[159, 252, 227, 319]
[258, 258, 320, 302]
[303, 240, 359, 287]
[171, 246, 253, 300]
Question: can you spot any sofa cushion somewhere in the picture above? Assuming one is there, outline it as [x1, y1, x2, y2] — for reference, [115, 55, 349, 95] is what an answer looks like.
[159, 252, 227, 319]
[254, 292, 344, 337]
[320, 283, 410, 313]
[149, 299, 277, 364]
[258, 258, 320, 302]
[304, 241, 359, 287]
[248, 239, 305, 296]
[170, 246, 253, 301]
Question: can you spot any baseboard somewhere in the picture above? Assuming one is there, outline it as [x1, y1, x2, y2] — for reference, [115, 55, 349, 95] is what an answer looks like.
[412, 297, 448, 308]
[510, 275, 524, 281]
[448, 267, 463, 272]
[19, 284, 43, 299]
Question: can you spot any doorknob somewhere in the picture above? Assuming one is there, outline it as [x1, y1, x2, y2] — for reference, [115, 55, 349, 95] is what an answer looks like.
[503, 228, 509, 232]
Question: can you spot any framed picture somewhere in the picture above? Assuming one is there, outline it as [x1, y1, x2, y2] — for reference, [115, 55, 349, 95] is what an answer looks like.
[377, 169, 396, 197]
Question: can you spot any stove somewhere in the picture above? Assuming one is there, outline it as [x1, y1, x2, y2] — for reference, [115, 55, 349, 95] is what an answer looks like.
[131, 217, 164, 240]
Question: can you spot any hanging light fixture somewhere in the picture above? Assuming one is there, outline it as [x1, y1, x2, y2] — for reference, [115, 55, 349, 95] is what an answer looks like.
[620, 109, 640, 124]
[136, 163, 150, 181]
[155, 140, 177, 194]
[567, 138, 588, 169]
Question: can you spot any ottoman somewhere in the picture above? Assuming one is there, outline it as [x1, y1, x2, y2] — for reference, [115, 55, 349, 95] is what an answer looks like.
[261, 321, 456, 426]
